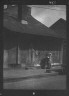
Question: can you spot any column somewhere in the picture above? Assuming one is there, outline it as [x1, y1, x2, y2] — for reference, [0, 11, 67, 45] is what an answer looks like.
[18, 46, 21, 64]
[3, 50, 8, 68]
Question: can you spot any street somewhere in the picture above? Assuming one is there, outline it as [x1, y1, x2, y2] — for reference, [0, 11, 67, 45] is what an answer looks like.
[3, 75, 66, 89]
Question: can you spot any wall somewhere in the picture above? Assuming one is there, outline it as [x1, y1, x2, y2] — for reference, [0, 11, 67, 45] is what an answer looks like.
[3, 30, 63, 68]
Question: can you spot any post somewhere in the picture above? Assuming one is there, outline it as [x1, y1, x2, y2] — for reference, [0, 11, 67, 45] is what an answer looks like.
[16, 33, 19, 65]
[16, 44, 18, 64]
[60, 41, 64, 65]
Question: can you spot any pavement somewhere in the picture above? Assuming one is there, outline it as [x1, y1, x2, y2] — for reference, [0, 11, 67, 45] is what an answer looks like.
[3, 68, 59, 83]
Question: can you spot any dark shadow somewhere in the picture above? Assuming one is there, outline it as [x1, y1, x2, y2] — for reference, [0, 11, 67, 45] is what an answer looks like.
[3, 27, 63, 51]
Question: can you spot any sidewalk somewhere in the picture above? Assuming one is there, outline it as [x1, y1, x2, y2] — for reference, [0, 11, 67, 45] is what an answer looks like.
[3, 68, 58, 83]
